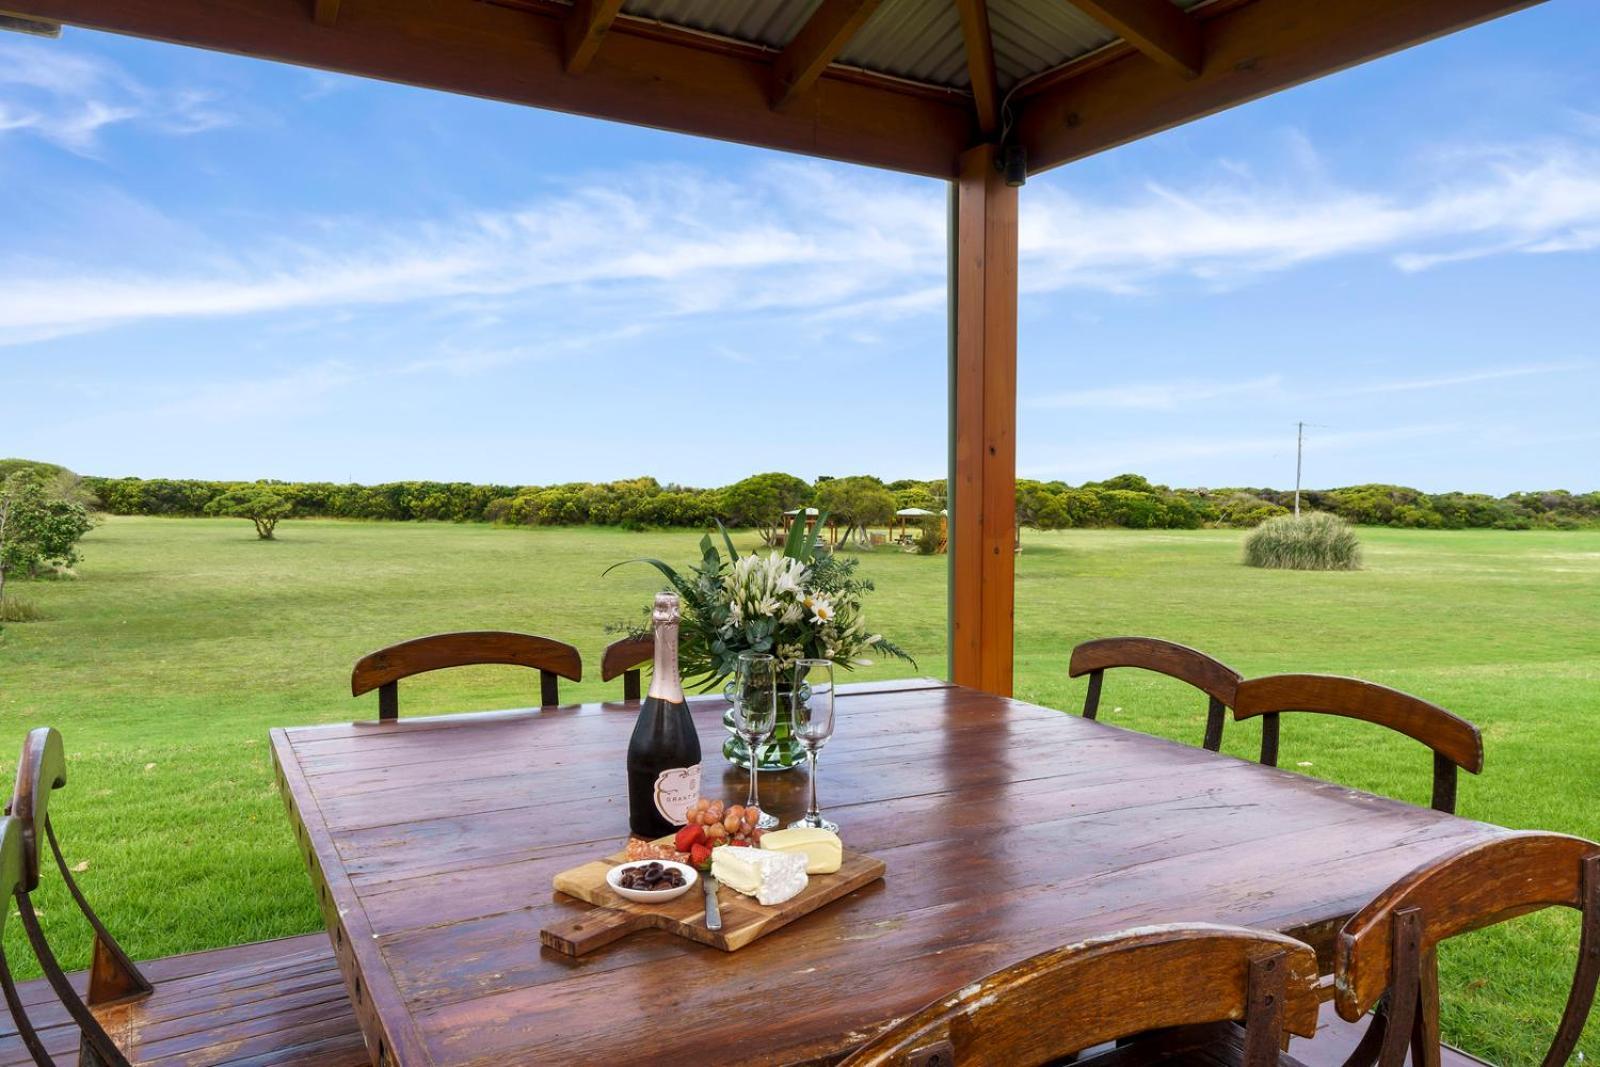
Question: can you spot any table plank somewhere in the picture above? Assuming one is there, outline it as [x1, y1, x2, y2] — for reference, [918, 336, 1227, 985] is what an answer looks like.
[271, 680, 1509, 1067]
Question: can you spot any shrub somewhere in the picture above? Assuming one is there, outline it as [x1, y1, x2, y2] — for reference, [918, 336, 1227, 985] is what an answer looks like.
[1, 471, 96, 605]
[482, 496, 516, 524]
[0, 595, 41, 623]
[915, 514, 943, 555]
[1244, 512, 1362, 571]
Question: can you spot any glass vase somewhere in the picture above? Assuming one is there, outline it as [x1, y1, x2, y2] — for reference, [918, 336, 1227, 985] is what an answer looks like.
[722, 683, 806, 771]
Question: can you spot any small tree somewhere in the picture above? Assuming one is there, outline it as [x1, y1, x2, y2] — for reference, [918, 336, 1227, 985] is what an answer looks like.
[814, 475, 896, 546]
[207, 487, 292, 540]
[720, 472, 812, 545]
[0, 472, 95, 606]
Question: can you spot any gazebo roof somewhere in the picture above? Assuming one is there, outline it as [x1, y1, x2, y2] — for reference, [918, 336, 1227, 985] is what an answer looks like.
[12, 0, 1535, 179]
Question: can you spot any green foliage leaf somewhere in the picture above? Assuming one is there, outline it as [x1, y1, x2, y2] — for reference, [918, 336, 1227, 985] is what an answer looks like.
[602, 557, 697, 602]
[714, 519, 739, 564]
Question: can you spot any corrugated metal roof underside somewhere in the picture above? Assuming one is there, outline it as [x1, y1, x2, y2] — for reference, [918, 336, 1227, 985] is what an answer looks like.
[989, 0, 1117, 89]
[618, 0, 1197, 93]
[620, 0, 820, 49]
[838, 0, 969, 89]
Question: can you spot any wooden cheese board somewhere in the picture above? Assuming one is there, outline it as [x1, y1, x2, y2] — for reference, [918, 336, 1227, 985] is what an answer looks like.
[541, 843, 886, 956]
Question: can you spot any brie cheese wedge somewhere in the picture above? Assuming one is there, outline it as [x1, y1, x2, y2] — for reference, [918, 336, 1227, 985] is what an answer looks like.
[759, 827, 843, 874]
[710, 846, 809, 906]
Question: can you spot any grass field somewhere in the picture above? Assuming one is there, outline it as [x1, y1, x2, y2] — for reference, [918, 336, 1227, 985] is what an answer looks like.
[3, 516, 1597, 1063]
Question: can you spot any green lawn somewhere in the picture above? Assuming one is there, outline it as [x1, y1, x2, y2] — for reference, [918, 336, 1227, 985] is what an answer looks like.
[3, 517, 1597, 1064]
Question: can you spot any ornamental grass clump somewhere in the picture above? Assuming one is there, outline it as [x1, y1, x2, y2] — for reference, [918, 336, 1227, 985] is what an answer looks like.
[0, 595, 41, 623]
[1244, 511, 1362, 571]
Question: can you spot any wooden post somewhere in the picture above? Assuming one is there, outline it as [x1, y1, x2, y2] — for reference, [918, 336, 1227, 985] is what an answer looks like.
[949, 143, 1017, 696]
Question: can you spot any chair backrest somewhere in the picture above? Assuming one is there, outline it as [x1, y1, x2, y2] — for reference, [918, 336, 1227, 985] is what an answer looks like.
[9, 725, 66, 892]
[600, 635, 653, 702]
[1232, 674, 1484, 813]
[1334, 832, 1600, 1067]
[1068, 637, 1242, 752]
[8, 727, 146, 1066]
[839, 924, 1320, 1067]
[350, 631, 583, 719]
[0, 815, 54, 1067]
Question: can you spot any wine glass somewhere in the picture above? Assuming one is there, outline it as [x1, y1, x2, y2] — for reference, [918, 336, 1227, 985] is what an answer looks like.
[790, 659, 838, 832]
[733, 652, 781, 830]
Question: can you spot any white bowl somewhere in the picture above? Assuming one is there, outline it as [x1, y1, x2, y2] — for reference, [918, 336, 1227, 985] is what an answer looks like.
[606, 860, 698, 903]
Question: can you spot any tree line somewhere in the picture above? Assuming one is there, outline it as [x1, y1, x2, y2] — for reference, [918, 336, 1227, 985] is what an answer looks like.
[78, 469, 1600, 533]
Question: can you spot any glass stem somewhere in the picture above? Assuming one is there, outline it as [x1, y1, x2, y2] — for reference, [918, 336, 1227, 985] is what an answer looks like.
[805, 748, 820, 821]
[746, 736, 760, 809]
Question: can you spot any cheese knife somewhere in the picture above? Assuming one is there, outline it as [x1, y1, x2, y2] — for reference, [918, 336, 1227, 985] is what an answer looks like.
[702, 874, 722, 931]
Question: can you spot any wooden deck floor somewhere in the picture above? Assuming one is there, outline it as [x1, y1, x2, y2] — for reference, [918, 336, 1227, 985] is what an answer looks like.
[0, 933, 365, 1066]
[1296, 1000, 1491, 1067]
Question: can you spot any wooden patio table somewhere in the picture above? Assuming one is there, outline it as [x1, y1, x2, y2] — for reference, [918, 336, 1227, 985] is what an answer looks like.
[270, 678, 1510, 1067]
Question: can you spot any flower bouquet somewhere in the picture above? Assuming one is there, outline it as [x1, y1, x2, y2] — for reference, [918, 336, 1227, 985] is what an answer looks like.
[609, 514, 914, 769]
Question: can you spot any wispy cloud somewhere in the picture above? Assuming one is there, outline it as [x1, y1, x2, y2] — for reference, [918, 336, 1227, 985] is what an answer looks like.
[6, 67, 1600, 348]
[0, 161, 943, 344]
[1326, 362, 1587, 396]
[0, 40, 232, 153]
[1028, 362, 1587, 413]
[1021, 136, 1600, 292]
[1028, 376, 1282, 411]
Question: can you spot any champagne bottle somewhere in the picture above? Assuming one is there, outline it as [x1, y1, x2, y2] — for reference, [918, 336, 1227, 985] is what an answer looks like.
[627, 592, 702, 839]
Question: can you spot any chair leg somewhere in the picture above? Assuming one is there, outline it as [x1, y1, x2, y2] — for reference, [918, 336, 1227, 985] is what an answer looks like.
[1376, 909, 1424, 1067]
[1260, 712, 1281, 767]
[1544, 855, 1600, 1067]
[1083, 671, 1103, 721]
[15, 892, 132, 1067]
[1410, 949, 1442, 1067]
[1203, 696, 1226, 752]
[46, 819, 151, 1005]
[0, 942, 55, 1067]
[1338, 1006, 1387, 1067]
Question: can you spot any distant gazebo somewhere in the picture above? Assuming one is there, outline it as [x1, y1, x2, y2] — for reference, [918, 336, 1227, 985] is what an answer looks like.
[893, 508, 948, 553]
[782, 507, 837, 546]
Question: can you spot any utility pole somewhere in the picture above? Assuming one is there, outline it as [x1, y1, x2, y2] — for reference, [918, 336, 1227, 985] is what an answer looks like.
[1294, 421, 1304, 517]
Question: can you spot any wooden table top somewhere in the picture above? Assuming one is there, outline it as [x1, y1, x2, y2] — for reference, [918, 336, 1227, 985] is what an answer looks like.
[270, 679, 1509, 1067]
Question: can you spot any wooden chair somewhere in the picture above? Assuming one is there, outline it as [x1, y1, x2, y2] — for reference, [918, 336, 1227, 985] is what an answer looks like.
[6, 727, 151, 1067]
[1312, 832, 1600, 1067]
[600, 634, 652, 702]
[838, 924, 1321, 1067]
[1068, 637, 1243, 752]
[1232, 675, 1484, 814]
[3, 727, 366, 1066]
[350, 630, 583, 719]
[0, 816, 53, 1067]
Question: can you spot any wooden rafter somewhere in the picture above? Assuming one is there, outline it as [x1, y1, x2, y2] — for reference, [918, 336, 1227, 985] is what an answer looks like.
[1071, 0, 1202, 78]
[10, 0, 969, 178]
[311, 0, 339, 28]
[954, 0, 1001, 138]
[769, 0, 881, 111]
[1018, 0, 1546, 174]
[564, 0, 625, 76]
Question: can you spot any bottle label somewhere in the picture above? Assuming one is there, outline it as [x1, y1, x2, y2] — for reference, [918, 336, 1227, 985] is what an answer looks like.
[653, 764, 701, 825]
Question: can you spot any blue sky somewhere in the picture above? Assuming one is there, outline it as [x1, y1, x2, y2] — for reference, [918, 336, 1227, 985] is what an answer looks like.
[1, 2, 1596, 494]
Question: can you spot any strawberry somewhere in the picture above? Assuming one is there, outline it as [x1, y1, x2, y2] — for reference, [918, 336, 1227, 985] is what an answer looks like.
[689, 842, 712, 869]
[674, 824, 705, 852]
